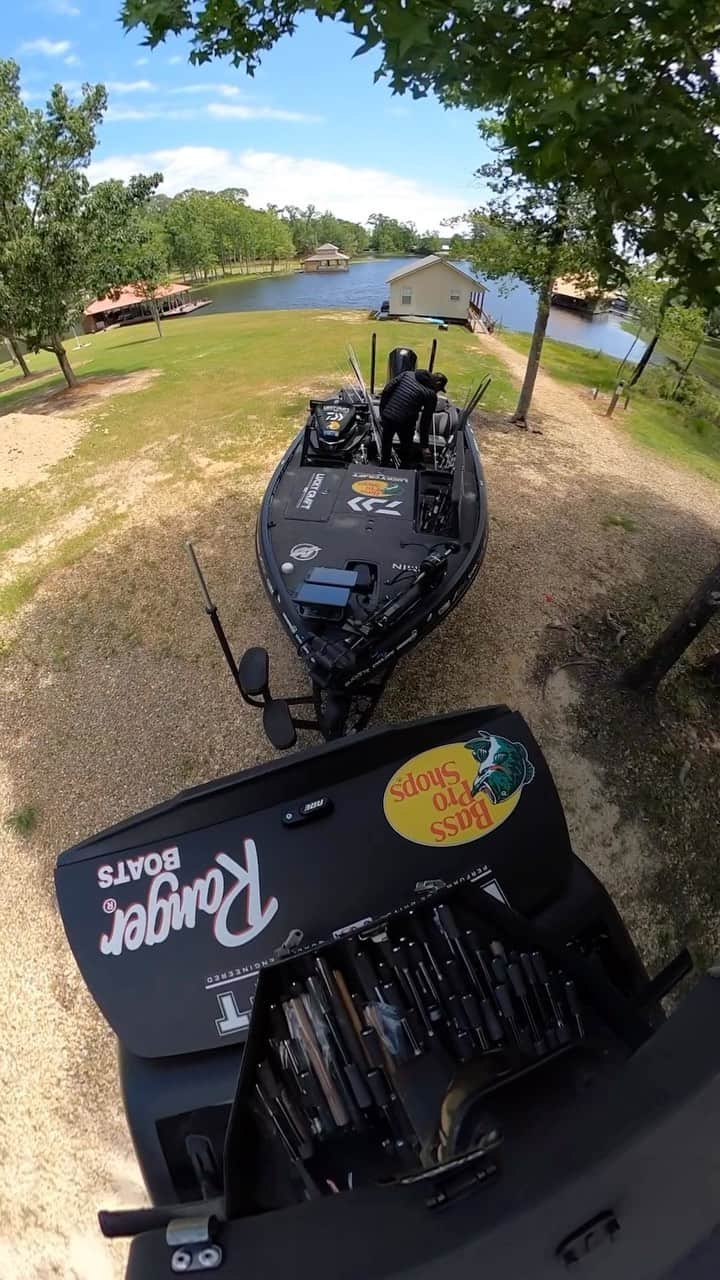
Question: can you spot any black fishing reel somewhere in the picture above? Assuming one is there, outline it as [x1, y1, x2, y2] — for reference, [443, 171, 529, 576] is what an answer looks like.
[418, 549, 452, 592]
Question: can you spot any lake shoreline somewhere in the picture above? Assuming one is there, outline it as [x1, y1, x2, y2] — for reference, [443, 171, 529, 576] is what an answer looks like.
[187, 257, 646, 360]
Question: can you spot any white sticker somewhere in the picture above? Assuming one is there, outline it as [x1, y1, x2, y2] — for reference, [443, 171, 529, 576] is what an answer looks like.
[347, 496, 402, 516]
[481, 878, 509, 905]
[290, 543, 321, 561]
[214, 990, 251, 1036]
[98, 839, 279, 957]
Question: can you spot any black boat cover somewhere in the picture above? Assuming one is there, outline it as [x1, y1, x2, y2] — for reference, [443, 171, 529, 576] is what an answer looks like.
[55, 707, 571, 1059]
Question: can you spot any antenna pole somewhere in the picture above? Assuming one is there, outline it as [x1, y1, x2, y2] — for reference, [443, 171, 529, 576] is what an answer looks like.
[185, 541, 244, 695]
[370, 331, 377, 394]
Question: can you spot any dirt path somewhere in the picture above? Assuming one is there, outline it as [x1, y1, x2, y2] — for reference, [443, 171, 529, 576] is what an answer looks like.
[1, 338, 719, 1277]
[0, 371, 161, 492]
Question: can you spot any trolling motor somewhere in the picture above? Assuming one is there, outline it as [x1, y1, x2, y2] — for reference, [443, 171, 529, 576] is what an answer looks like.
[186, 542, 453, 752]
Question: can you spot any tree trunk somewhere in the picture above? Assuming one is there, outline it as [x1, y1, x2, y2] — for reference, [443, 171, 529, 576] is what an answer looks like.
[622, 559, 720, 691]
[8, 336, 30, 377]
[615, 327, 642, 381]
[628, 331, 659, 387]
[51, 336, 77, 388]
[512, 277, 552, 426]
[672, 337, 702, 399]
[151, 299, 163, 338]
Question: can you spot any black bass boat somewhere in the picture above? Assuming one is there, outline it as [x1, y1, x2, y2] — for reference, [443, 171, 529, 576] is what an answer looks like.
[189, 338, 490, 748]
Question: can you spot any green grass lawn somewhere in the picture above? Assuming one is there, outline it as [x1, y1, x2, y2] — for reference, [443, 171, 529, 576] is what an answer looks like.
[0, 310, 513, 621]
[502, 330, 720, 485]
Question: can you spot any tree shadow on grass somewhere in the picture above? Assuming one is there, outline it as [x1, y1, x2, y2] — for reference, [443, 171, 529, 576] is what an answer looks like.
[0, 368, 56, 394]
[104, 335, 163, 350]
[0, 369, 160, 417]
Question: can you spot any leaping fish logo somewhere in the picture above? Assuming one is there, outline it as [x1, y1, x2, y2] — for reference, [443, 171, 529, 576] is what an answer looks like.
[464, 732, 535, 806]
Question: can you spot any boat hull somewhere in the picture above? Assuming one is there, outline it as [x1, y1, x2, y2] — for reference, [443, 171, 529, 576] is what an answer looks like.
[256, 424, 488, 695]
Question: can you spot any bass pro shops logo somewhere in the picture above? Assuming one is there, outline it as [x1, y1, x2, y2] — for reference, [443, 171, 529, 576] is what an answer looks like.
[383, 732, 535, 847]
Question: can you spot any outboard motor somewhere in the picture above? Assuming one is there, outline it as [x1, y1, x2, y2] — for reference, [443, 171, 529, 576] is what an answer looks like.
[304, 388, 369, 463]
[387, 345, 418, 380]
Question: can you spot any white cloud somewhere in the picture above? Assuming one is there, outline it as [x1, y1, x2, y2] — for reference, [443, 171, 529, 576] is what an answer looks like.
[105, 105, 195, 122]
[168, 55, 183, 65]
[207, 102, 322, 124]
[107, 79, 156, 94]
[44, 0, 81, 13]
[135, 57, 148, 67]
[64, 54, 79, 66]
[170, 83, 242, 97]
[20, 37, 71, 56]
[87, 145, 469, 229]
[101, 100, 320, 125]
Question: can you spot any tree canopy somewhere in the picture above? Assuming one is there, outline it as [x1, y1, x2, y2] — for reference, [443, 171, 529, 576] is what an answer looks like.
[467, 160, 624, 422]
[0, 62, 108, 385]
[140, 192, 445, 278]
[122, 0, 720, 309]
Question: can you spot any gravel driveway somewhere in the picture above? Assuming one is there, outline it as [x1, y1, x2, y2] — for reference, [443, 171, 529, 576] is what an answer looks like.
[1, 333, 719, 1277]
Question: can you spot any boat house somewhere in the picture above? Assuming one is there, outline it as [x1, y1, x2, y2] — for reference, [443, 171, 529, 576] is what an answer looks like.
[302, 243, 350, 273]
[82, 282, 206, 332]
[386, 256, 487, 325]
[551, 276, 619, 315]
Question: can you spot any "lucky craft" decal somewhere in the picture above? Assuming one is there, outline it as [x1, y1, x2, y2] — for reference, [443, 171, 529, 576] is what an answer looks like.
[98, 838, 279, 956]
[383, 732, 535, 847]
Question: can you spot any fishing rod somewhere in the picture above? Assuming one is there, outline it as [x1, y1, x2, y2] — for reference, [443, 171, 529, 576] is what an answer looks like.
[348, 344, 383, 458]
[457, 375, 492, 430]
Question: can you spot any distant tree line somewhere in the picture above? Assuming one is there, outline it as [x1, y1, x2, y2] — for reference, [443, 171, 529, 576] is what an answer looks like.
[0, 58, 466, 388]
[144, 197, 470, 280]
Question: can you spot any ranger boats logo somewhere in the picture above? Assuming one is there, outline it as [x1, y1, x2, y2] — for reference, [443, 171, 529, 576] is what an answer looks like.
[98, 839, 279, 956]
[383, 733, 535, 847]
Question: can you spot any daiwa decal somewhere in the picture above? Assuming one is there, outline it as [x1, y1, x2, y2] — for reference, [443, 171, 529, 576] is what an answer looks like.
[98, 838, 279, 956]
[348, 495, 403, 516]
[383, 733, 535, 847]
[290, 543, 321, 561]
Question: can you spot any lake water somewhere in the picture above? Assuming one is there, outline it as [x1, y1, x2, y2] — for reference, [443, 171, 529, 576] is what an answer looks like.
[194, 257, 641, 360]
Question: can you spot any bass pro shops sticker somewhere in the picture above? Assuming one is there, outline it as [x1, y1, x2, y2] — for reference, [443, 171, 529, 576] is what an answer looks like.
[383, 732, 535, 847]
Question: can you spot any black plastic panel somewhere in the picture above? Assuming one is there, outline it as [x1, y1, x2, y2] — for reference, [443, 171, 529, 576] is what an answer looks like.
[55, 708, 572, 1060]
[125, 974, 720, 1280]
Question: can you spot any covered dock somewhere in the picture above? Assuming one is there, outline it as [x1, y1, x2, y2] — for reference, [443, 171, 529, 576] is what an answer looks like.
[302, 243, 350, 273]
[83, 283, 209, 332]
[551, 276, 620, 315]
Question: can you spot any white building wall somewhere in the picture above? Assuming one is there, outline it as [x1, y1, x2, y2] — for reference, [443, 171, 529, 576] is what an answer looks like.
[388, 260, 474, 320]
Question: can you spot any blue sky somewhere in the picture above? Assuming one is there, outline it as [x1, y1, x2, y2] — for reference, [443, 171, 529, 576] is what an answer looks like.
[9, 0, 492, 231]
